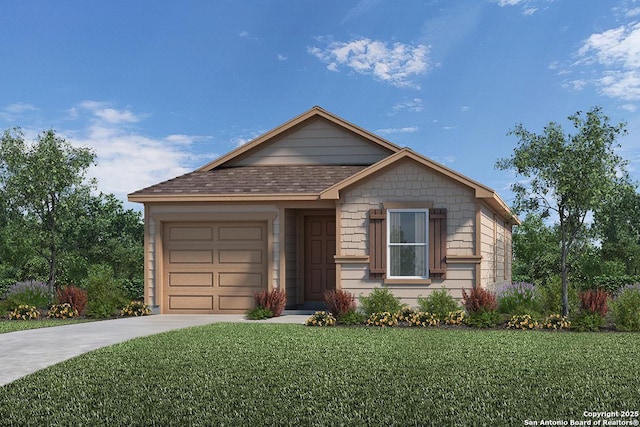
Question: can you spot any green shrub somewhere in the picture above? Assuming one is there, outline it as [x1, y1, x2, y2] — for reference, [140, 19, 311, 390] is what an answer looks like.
[536, 276, 580, 315]
[496, 282, 542, 316]
[366, 311, 399, 327]
[506, 314, 538, 330]
[122, 278, 144, 301]
[571, 312, 605, 332]
[245, 307, 273, 320]
[609, 284, 640, 331]
[417, 288, 459, 320]
[8, 304, 40, 320]
[324, 289, 356, 318]
[305, 311, 336, 326]
[540, 314, 571, 330]
[2, 280, 51, 311]
[407, 311, 439, 327]
[444, 310, 465, 325]
[465, 310, 502, 328]
[48, 303, 79, 319]
[121, 301, 151, 317]
[587, 275, 640, 293]
[82, 265, 128, 319]
[337, 309, 366, 326]
[359, 287, 404, 316]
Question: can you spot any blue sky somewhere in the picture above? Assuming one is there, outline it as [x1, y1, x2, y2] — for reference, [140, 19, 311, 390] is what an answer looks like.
[1, 0, 640, 210]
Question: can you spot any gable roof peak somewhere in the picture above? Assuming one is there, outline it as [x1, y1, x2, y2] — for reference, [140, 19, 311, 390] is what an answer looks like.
[197, 106, 402, 171]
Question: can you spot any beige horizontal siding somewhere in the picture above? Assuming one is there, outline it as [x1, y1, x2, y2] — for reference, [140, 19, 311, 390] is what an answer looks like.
[229, 120, 391, 166]
[340, 263, 473, 308]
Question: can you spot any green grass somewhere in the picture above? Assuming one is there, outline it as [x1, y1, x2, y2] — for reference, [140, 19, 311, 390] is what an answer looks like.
[0, 318, 91, 334]
[0, 324, 638, 426]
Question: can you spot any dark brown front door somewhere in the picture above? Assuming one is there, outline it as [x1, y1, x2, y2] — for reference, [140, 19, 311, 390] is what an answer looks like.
[304, 215, 336, 302]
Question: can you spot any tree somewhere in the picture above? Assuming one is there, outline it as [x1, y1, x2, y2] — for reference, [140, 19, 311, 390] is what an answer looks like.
[594, 183, 640, 275]
[0, 128, 96, 295]
[496, 106, 629, 316]
[58, 192, 143, 292]
[512, 213, 560, 285]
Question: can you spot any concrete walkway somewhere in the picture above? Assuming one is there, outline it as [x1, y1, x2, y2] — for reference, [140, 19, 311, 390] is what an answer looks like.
[0, 314, 309, 387]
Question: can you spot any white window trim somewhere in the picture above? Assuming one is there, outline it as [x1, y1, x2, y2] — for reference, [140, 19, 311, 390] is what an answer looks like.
[386, 208, 429, 279]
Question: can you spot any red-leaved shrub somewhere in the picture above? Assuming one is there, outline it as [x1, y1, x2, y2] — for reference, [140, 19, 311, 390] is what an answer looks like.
[324, 289, 356, 318]
[57, 285, 88, 315]
[254, 289, 286, 317]
[579, 289, 609, 316]
[462, 287, 497, 313]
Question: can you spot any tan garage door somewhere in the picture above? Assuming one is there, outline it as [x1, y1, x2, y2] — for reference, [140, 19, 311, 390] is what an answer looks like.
[163, 222, 267, 314]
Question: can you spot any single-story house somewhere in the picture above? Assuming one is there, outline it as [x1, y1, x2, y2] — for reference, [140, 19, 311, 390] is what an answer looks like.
[128, 106, 518, 314]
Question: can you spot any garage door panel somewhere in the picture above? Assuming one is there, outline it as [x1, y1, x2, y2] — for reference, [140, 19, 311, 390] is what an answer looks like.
[219, 249, 263, 264]
[169, 295, 214, 310]
[219, 226, 263, 241]
[169, 250, 214, 264]
[169, 227, 214, 241]
[168, 272, 213, 287]
[164, 221, 267, 314]
[219, 272, 264, 288]
[218, 295, 255, 311]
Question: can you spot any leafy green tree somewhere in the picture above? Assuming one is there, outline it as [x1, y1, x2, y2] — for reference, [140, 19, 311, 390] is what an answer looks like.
[512, 213, 559, 285]
[593, 183, 640, 275]
[0, 128, 96, 295]
[59, 193, 143, 293]
[496, 106, 629, 316]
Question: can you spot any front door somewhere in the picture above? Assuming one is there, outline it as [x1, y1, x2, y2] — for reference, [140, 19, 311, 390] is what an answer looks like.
[304, 215, 336, 302]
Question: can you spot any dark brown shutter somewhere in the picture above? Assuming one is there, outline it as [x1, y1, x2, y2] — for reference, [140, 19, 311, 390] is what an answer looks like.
[429, 208, 447, 279]
[368, 209, 386, 278]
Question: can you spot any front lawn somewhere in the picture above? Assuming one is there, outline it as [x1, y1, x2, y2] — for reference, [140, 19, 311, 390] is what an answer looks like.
[0, 318, 91, 334]
[0, 324, 638, 426]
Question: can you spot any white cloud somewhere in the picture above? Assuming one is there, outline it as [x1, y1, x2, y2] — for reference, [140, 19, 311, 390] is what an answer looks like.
[375, 126, 418, 135]
[4, 103, 38, 114]
[308, 38, 430, 89]
[61, 102, 212, 206]
[277, 54, 288, 61]
[575, 21, 640, 101]
[0, 102, 39, 122]
[621, 103, 638, 112]
[496, 0, 525, 5]
[341, 0, 381, 24]
[391, 98, 424, 114]
[626, 7, 640, 17]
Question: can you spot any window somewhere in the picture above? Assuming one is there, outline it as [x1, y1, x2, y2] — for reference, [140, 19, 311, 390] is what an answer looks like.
[369, 207, 447, 280]
[387, 209, 429, 278]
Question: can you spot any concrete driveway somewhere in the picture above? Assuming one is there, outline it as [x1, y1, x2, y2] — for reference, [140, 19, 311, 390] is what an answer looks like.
[0, 314, 308, 387]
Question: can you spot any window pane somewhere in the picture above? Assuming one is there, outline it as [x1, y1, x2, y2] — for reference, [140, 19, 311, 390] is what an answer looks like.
[390, 246, 426, 276]
[389, 212, 426, 243]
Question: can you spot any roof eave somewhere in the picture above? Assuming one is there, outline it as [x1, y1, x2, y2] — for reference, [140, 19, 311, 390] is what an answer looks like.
[127, 193, 322, 203]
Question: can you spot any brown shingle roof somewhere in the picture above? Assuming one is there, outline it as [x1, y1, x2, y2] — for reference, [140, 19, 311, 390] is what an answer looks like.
[129, 165, 368, 196]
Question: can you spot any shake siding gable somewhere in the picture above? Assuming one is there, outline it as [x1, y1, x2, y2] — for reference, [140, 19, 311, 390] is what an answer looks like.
[339, 160, 477, 304]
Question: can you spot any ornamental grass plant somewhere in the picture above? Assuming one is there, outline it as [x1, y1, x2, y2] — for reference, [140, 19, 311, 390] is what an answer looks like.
[323, 289, 356, 318]
[253, 289, 286, 317]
